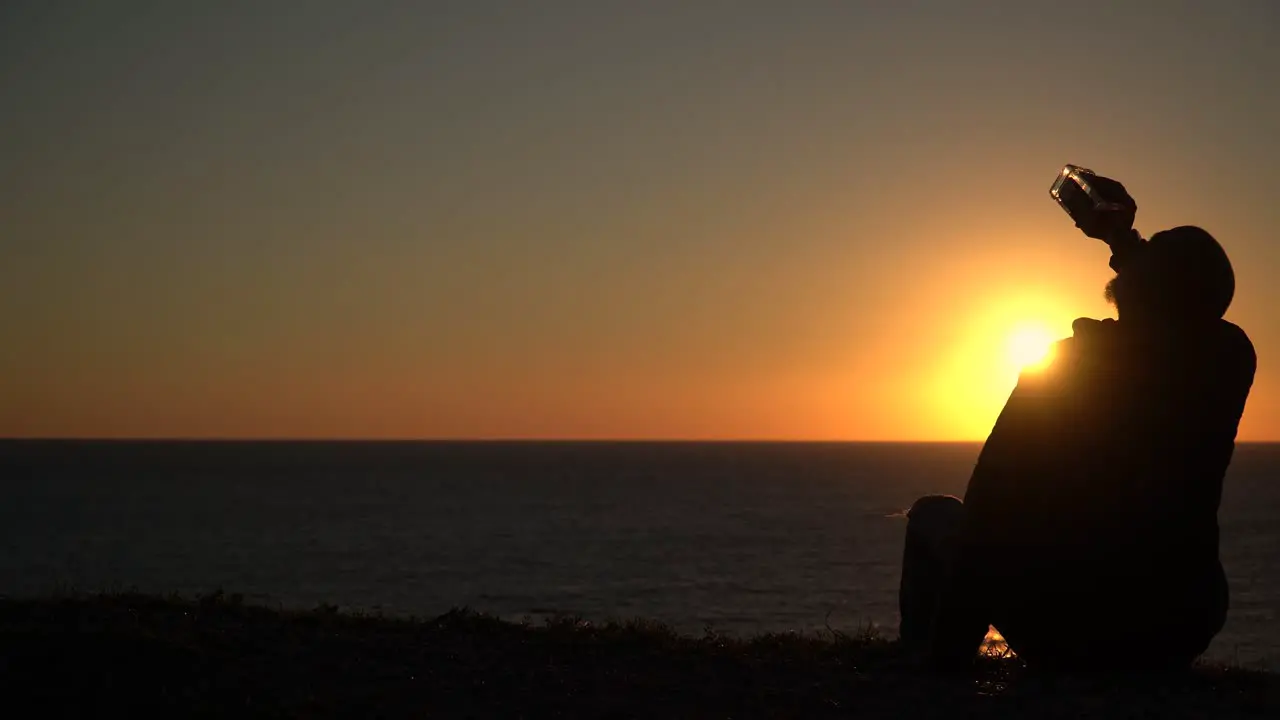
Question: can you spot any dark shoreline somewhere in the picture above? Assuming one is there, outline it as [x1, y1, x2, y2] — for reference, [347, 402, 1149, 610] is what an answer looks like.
[1, 592, 1275, 718]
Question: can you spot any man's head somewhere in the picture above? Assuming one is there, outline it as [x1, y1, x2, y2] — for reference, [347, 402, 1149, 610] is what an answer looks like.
[1104, 226, 1235, 323]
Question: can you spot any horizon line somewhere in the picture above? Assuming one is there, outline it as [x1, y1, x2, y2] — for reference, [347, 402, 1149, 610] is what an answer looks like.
[0, 436, 983, 443]
[4, 437, 1280, 445]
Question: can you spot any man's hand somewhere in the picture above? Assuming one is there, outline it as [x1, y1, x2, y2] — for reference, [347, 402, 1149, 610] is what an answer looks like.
[1074, 174, 1137, 243]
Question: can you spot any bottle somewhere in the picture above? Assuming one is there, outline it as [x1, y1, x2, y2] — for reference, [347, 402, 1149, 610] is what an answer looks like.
[1050, 164, 1137, 242]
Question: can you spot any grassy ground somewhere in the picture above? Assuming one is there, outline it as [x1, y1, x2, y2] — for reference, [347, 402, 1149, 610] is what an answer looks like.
[0, 592, 1275, 718]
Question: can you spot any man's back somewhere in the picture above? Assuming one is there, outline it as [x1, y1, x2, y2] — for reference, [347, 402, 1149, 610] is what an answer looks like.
[954, 316, 1256, 666]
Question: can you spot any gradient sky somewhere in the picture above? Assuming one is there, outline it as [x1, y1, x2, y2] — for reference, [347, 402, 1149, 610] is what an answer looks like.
[4, 1, 1279, 440]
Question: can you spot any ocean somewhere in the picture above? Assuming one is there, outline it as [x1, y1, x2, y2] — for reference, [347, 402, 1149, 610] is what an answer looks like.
[1, 441, 1276, 668]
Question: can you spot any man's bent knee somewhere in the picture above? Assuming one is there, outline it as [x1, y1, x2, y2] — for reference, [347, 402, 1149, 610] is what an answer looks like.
[906, 495, 965, 553]
[900, 495, 969, 654]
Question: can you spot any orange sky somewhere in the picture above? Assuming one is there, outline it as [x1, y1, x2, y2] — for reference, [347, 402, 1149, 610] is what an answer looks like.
[3, 2, 1279, 440]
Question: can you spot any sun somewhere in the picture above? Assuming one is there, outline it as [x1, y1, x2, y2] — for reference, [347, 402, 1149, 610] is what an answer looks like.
[921, 288, 1076, 439]
[1006, 324, 1056, 372]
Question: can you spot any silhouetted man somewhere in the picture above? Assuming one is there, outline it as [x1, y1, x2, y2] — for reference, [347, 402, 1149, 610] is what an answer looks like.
[899, 225, 1255, 671]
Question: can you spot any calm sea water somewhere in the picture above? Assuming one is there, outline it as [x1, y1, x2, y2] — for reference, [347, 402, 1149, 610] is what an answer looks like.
[1, 441, 1276, 668]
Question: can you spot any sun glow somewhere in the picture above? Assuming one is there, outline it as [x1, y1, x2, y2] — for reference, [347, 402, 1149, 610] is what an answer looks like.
[919, 285, 1079, 439]
[1006, 324, 1056, 372]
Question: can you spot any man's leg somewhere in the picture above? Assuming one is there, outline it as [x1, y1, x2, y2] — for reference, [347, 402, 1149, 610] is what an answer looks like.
[898, 495, 967, 656]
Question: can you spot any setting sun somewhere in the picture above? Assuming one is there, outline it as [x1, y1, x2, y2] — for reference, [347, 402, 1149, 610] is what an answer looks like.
[918, 288, 1080, 440]
[1006, 325, 1056, 372]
